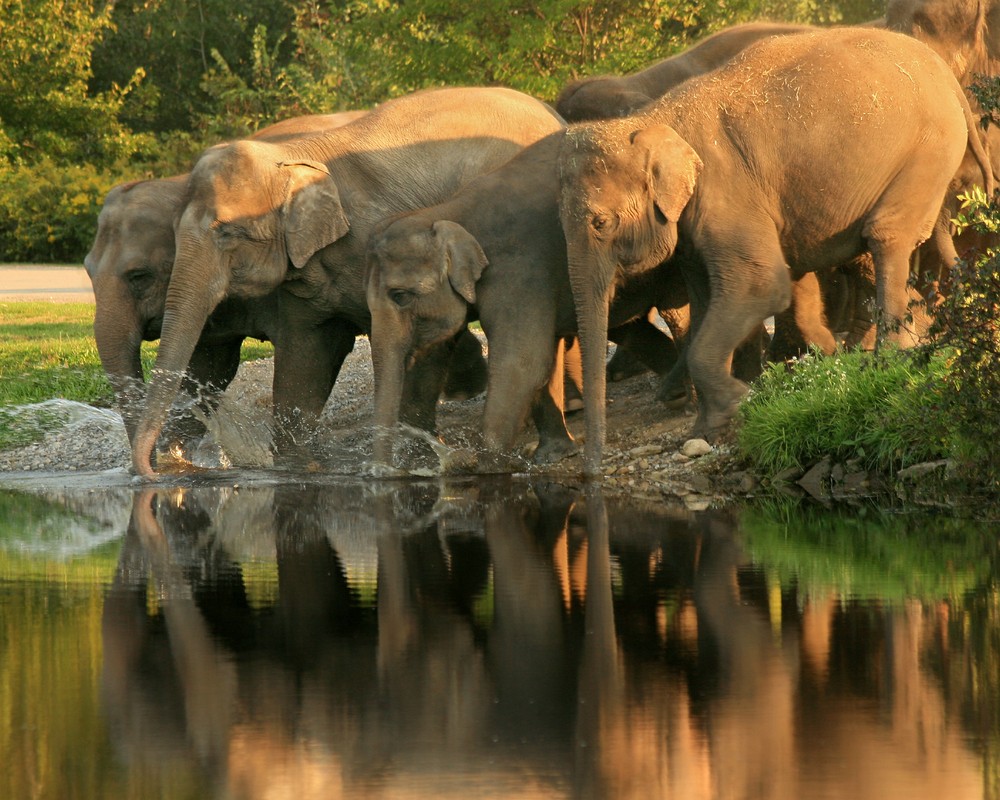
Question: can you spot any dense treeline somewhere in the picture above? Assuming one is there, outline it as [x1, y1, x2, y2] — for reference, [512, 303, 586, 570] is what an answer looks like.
[0, 0, 882, 262]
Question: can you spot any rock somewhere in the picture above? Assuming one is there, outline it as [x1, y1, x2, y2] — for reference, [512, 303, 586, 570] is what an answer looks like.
[797, 456, 832, 501]
[671, 453, 692, 464]
[773, 465, 804, 484]
[896, 459, 951, 482]
[833, 470, 870, 499]
[687, 474, 714, 495]
[681, 438, 712, 458]
[683, 495, 712, 511]
[629, 444, 664, 457]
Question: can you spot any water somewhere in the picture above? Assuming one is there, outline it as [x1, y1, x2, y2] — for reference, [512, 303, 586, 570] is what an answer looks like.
[1, 473, 998, 799]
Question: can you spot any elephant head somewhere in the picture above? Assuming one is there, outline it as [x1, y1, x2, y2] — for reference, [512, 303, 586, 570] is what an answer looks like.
[85, 177, 183, 443]
[365, 217, 487, 467]
[555, 77, 654, 123]
[130, 139, 350, 477]
[886, 0, 1000, 84]
[558, 121, 702, 475]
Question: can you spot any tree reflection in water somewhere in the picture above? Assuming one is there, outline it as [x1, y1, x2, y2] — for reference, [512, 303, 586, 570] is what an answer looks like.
[93, 479, 989, 799]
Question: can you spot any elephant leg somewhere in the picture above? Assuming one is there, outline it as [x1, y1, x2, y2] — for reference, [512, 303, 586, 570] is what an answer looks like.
[272, 316, 357, 461]
[870, 238, 922, 348]
[443, 327, 488, 400]
[563, 336, 584, 414]
[482, 327, 566, 459]
[532, 337, 578, 465]
[688, 255, 791, 440]
[837, 257, 877, 350]
[606, 311, 679, 381]
[400, 338, 455, 433]
[732, 324, 766, 383]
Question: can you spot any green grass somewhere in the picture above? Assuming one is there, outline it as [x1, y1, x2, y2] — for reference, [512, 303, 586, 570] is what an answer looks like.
[0, 301, 273, 450]
[737, 348, 953, 475]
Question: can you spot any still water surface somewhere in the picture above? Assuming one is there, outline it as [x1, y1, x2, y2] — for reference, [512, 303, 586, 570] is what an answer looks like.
[1, 472, 998, 799]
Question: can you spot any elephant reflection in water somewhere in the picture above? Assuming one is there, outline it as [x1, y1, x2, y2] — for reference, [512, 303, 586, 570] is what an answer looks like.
[102, 485, 983, 799]
[101, 487, 373, 796]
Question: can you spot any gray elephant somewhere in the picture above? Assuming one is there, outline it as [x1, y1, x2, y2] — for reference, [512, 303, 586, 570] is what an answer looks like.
[555, 22, 815, 123]
[129, 87, 564, 477]
[365, 129, 697, 471]
[85, 112, 366, 456]
[557, 28, 992, 474]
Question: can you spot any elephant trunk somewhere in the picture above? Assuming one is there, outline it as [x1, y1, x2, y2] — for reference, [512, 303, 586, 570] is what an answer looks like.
[567, 242, 614, 477]
[369, 309, 411, 469]
[131, 250, 223, 477]
[92, 282, 146, 444]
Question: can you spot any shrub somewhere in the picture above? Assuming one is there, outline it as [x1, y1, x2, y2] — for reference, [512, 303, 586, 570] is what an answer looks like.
[0, 158, 121, 263]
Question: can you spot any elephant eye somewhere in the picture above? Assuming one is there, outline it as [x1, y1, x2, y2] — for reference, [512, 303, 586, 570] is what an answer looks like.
[125, 267, 155, 292]
[590, 212, 614, 236]
[388, 288, 417, 308]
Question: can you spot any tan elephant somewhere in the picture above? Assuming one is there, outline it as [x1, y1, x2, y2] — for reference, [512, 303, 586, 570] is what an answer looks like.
[85, 112, 366, 458]
[129, 87, 564, 477]
[557, 28, 992, 474]
[555, 22, 815, 123]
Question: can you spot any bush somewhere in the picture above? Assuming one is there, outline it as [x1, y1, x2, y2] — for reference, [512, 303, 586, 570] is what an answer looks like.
[0, 159, 122, 263]
[926, 186, 1000, 488]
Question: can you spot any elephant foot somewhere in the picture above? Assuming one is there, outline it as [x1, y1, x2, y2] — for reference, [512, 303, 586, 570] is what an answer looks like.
[691, 397, 743, 443]
[532, 436, 580, 466]
[656, 377, 690, 409]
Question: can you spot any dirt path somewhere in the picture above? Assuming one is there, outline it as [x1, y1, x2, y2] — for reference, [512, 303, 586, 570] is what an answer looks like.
[0, 265, 94, 303]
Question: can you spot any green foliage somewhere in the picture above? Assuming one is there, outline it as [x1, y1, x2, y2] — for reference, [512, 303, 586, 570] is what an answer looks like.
[90, 0, 296, 134]
[0, 158, 123, 262]
[0, 0, 150, 168]
[737, 348, 953, 475]
[926, 187, 1000, 489]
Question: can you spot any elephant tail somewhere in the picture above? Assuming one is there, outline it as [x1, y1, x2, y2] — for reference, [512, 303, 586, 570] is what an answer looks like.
[958, 85, 996, 199]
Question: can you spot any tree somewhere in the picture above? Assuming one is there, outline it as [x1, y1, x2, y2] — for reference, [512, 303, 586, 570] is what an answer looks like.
[0, 0, 146, 167]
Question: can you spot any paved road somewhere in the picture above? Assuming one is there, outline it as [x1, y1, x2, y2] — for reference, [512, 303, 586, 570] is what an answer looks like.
[0, 265, 94, 303]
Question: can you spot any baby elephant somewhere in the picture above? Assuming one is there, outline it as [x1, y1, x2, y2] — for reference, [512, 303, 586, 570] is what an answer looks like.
[365, 129, 698, 471]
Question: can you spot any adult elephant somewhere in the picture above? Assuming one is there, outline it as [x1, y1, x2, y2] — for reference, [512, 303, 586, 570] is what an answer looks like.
[886, 0, 1000, 294]
[365, 129, 696, 472]
[555, 22, 815, 123]
[130, 87, 564, 477]
[557, 28, 992, 475]
[86, 112, 367, 458]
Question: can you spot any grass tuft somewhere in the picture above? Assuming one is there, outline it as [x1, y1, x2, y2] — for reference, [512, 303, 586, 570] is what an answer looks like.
[737, 348, 951, 475]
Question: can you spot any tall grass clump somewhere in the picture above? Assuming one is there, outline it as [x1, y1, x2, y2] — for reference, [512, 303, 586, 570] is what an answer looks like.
[737, 348, 952, 476]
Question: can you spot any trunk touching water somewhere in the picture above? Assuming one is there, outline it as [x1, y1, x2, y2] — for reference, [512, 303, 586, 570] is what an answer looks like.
[131, 254, 223, 477]
[93, 283, 146, 443]
[369, 313, 410, 468]
[567, 244, 614, 478]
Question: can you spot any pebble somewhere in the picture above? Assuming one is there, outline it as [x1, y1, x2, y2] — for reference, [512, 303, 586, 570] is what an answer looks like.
[681, 438, 712, 458]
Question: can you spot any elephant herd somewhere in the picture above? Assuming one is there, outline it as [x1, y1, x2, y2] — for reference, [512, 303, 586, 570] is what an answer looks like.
[84, 0, 1000, 478]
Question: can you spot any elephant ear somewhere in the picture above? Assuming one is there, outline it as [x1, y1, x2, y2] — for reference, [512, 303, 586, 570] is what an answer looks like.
[280, 160, 350, 269]
[631, 125, 703, 223]
[433, 220, 488, 305]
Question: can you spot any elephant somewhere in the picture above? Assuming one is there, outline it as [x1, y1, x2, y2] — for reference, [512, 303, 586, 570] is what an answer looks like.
[85, 111, 367, 456]
[129, 86, 564, 477]
[365, 129, 696, 471]
[555, 22, 815, 123]
[557, 27, 993, 474]
[886, 0, 1000, 293]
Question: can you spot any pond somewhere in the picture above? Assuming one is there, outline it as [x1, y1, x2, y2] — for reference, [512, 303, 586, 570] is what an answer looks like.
[1, 471, 998, 799]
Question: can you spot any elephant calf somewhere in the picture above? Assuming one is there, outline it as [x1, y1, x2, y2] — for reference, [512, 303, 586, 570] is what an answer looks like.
[365, 130, 696, 472]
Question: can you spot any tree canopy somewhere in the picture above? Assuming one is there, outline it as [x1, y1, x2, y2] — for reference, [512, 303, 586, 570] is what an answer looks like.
[0, 0, 883, 261]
